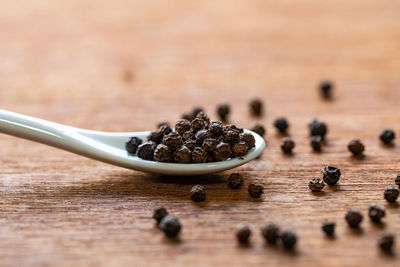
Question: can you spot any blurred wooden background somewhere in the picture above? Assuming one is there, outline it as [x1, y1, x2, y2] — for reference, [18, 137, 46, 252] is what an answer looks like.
[1, 0, 400, 266]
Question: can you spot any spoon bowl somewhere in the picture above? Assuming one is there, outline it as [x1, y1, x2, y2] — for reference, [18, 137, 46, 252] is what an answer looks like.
[0, 109, 265, 175]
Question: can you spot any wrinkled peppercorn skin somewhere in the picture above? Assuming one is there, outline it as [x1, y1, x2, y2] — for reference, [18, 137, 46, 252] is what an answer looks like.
[228, 173, 243, 189]
[162, 132, 183, 151]
[232, 142, 248, 157]
[175, 119, 191, 135]
[125, 137, 142, 154]
[190, 185, 206, 202]
[213, 142, 232, 161]
[154, 144, 172, 162]
[322, 166, 341, 186]
[137, 142, 156, 160]
[173, 146, 191, 163]
[309, 178, 325, 192]
[248, 182, 263, 198]
[240, 133, 255, 150]
[191, 147, 208, 163]
[384, 186, 399, 203]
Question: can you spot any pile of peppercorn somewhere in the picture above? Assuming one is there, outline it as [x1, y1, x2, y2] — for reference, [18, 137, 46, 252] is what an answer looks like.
[125, 109, 256, 163]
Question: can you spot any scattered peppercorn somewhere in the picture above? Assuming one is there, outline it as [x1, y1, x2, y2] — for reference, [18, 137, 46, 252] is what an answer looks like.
[228, 173, 243, 189]
[310, 135, 322, 152]
[159, 215, 181, 237]
[309, 119, 328, 140]
[191, 147, 208, 163]
[190, 185, 206, 202]
[368, 203, 386, 223]
[281, 138, 295, 154]
[384, 186, 399, 203]
[345, 209, 363, 228]
[322, 166, 341, 186]
[153, 207, 168, 224]
[249, 99, 263, 117]
[347, 139, 365, 156]
[216, 103, 230, 122]
[378, 234, 395, 254]
[379, 129, 395, 145]
[319, 80, 333, 99]
[261, 223, 280, 244]
[280, 230, 297, 250]
[213, 142, 232, 161]
[395, 174, 400, 187]
[236, 226, 251, 244]
[154, 144, 172, 162]
[173, 146, 191, 163]
[125, 137, 143, 154]
[175, 119, 191, 135]
[309, 178, 325, 192]
[321, 221, 335, 236]
[248, 182, 263, 198]
[137, 142, 156, 160]
[250, 124, 266, 137]
[273, 118, 289, 134]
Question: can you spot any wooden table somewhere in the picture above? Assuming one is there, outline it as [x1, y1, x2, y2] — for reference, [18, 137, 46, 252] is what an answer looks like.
[1, 0, 400, 266]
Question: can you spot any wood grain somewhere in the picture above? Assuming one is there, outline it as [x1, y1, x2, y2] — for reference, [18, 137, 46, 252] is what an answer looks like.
[1, 0, 400, 266]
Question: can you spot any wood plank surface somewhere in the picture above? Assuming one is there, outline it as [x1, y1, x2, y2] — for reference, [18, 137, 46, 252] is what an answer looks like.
[1, 0, 400, 266]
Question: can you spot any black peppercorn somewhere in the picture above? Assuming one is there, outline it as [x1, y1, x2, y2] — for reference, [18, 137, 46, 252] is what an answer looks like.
[173, 146, 191, 163]
[217, 103, 230, 122]
[183, 139, 198, 151]
[191, 147, 208, 163]
[223, 130, 240, 145]
[378, 234, 395, 254]
[261, 223, 280, 244]
[322, 166, 341, 186]
[195, 111, 210, 127]
[154, 144, 173, 162]
[310, 135, 322, 152]
[153, 206, 168, 224]
[137, 142, 156, 160]
[395, 174, 400, 187]
[345, 209, 363, 228]
[248, 182, 263, 198]
[223, 124, 244, 134]
[159, 124, 173, 136]
[384, 186, 399, 203]
[162, 132, 183, 151]
[308, 178, 325, 192]
[236, 226, 251, 244]
[240, 133, 256, 150]
[157, 121, 170, 129]
[273, 118, 289, 134]
[191, 117, 207, 132]
[379, 129, 395, 144]
[309, 119, 327, 139]
[228, 173, 243, 189]
[250, 124, 266, 137]
[125, 136, 142, 154]
[213, 142, 232, 161]
[368, 203, 386, 223]
[147, 130, 164, 144]
[209, 121, 223, 137]
[249, 99, 263, 117]
[232, 142, 248, 157]
[175, 119, 191, 135]
[159, 215, 181, 237]
[182, 130, 195, 141]
[321, 221, 335, 236]
[280, 230, 297, 250]
[190, 185, 206, 202]
[281, 138, 295, 154]
[202, 138, 218, 153]
[319, 80, 333, 99]
[195, 129, 213, 145]
[347, 139, 365, 156]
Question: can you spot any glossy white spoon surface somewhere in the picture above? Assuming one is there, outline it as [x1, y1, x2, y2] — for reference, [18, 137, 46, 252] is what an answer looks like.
[0, 109, 265, 175]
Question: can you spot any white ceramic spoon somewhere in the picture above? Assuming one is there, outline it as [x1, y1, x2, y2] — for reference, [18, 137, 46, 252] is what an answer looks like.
[0, 109, 265, 175]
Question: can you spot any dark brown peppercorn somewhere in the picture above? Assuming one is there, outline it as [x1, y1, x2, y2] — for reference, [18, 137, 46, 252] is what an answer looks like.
[261, 224, 280, 244]
[213, 142, 232, 161]
[137, 142, 156, 160]
[162, 132, 183, 151]
[322, 166, 341, 186]
[191, 147, 208, 163]
[378, 234, 395, 254]
[153, 144, 172, 162]
[216, 103, 230, 122]
[191, 117, 207, 132]
[173, 146, 191, 163]
[223, 124, 244, 134]
[228, 173, 243, 189]
[195, 111, 210, 127]
[345, 209, 363, 228]
[195, 129, 213, 145]
[395, 174, 400, 187]
[153, 207, 168, 224]
[175, 119, 191, 135]
[280, 230, 297, 250]
[308, 178, 325, 192]
[281, 138, 295, 154]
[232, 142, 248, 157]
[240, 133, 256, 149]
[159, 215, 181, 237]
[309, 119, 327, 139]
[202, 138, 218, 153]
[322, 221, 335, 236]
[184, 139, 198, 151]
[236, 226, 251, 244]
[319, 80, 333, 99]
[181, 107, 204, 122]
[147, 130, 164, 144]
[125, 137, 142, 154]
[249, 98, 263, 117]
[190, 185, 206, 202]
[182, 130, 195, 141]
[248, 182, 263, 198]
[347, 139, 365, 156]
[310, 135, 322, 152]
[250, 124, 266, 137]
[379, 129, 395, 144]
[209, 121, 223, 137]
[384, 186, 399, 203]
[273, 118, 289, 134]
[368, 203, 386, 223]
[159, 124, 173, 136]
[223, 130, 240, 145]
